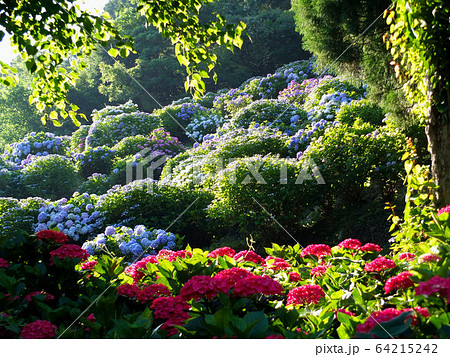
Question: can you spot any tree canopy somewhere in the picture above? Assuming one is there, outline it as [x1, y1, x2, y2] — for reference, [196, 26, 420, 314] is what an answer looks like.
[0, 0, 245, 125]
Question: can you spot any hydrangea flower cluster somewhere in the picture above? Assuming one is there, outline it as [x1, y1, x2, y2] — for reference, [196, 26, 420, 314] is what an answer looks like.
[234, 250, 265, 264]
[437, 205, 450, 216]
[0, 258, 9, 268]
[174, 102, 207, 122]
[418, 253, 441, 263]
[337, 238, 362, 250]
[36, 230, 69, 244]
[300, 244, 331, 259]
[253, 72, 287, 99]
[74, 146, 116, 178]
[231, 99, 306, 134]
[289, 119, 338, 156]
[286, 284, 325, 305]
[264, 256, 291, 271]
[81, 225, 179, 260]
[133, 128, 184, 158]
[275, 59, 316, 84]
[364, 257, 396, 272]
[50, 244, 89, 263]
[24, 291, 55, 303]
[186, 111, 225, 142]
[86, 101, 158, 148]
[415, 276, 450, 303]
[2, 132, 68, 166]
[20, 320, 57, 339]
[34, 194, 104, 242]
[310, 265, 331, 277]
[356, 307, 430, 335]
[398, 252, 416, 261]
[384, 272, 415, 294]
[207, 247, 236, 258]
[150, 296, 191, 336]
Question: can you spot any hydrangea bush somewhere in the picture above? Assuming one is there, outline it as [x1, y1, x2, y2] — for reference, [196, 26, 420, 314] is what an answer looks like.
[34, 193, 104, 242]
[81, 225, 181, 261]
[21, 155, 82, 200]
[85, 101, 159, 148]
[2, 132, 70, 166]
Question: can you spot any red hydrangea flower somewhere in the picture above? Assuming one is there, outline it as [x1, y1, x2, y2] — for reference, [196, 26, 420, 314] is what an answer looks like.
[213, 267, 254, 293]
[289, 272, 302, 282]
[20, 320, 57, 339]
[50, 244, 89, 263]
[81, 260, 97, 270]
[415, 276, 450, 303]
[356, 308, 429, 334]
[398, 252, 416, 261]
[437, 205, 450, 216]
[157, 249, 192, 262]
[0, 258, 8, 268]
[418, 253, 441, 263]
[207, 247, 236, 259]
[24, 291, 55, 303]
[310, 265, 331, 277]
[364, 257, 396, 272]
[286, 284, 325, 305]
[300, 244, 331, 259]
[36, 230, 68, 244]
[86, 313, 96, 323]
[151, 296, 190, 321]
[264, 256, 291, 270]
[233, 275, 283, 297]
[137, 284, 171, 303]
[180, 275, 221, 301]
[335, 309, 355, 317]
[360, 243, 382, 252]
[124, 255, 158, 282]
[233, 250, 265, 264]
[384, 272, 415, 294]
[117, 283, 141, 298]
[338, 239, 361, 250]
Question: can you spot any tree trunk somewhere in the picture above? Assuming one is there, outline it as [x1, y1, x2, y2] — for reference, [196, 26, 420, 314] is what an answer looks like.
[426, 85, 450, 207]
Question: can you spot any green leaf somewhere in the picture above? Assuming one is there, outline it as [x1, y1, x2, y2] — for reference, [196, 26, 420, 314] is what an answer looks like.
[108, 47, 118, 57]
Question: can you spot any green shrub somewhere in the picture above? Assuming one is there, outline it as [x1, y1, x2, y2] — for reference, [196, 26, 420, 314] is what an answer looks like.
[96, 180, 215, 247]
[76, 146, 117, 178]
[154, 102, 208, 142]
[336, 99, 385, 126]
[208, 155, 327, 246]
[0, 197, 48, 240]
[77, 173, 114, 195]
[21, 155, 82, 200]
[86, 101, 159, 148]
[161, 127, 290, 187]
[303, 123, 405, 201]
[70, 125, 90, 152]
[231, 99, 307, 134]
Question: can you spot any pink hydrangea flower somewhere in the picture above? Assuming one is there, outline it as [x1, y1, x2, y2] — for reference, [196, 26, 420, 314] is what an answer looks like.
[233, 275, 283, 297]
[207, 247, 235, 258]
[437, 205, 450, 216]
[398, 252, 416, 261]
[364, 257, 396, 272]
[234, 250, 265, 264]
[384, 272, 415, 294]
[264, 256, 291, 270]
[418, 253, 441, 264]
[360, 243, 382, 252]
[289, 272, 302, 282]
[0, 258, 9, 269]
[337, 239, 361, 250]
[415, 276, 450, 303]
[357, 308, 429, 334]
[287, 284, 325, 305]
[300, 244, 331, 259]
[310, 265, 331, 277]
[20, 320, 57, 339]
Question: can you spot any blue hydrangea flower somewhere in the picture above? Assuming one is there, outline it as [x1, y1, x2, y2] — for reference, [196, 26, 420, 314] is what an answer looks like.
[134, 225, 146, 236]
[105, 226, 116, 236]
